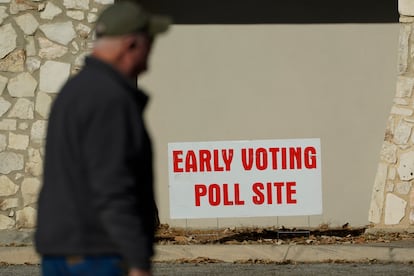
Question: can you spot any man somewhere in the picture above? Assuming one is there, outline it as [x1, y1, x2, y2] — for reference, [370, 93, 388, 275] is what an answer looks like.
[35, 2, 171, 275]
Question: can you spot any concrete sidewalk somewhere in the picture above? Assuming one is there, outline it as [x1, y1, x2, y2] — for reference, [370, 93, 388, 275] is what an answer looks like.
[1, 242, 414, 265]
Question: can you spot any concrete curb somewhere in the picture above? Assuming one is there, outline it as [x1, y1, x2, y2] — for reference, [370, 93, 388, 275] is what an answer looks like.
[154, 244, 414, 263]
[0, 247, 39, 265]
[1, 244, 413, 265]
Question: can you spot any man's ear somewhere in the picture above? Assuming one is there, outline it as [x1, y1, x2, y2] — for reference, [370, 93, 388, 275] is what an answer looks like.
[123, 35, 139, 50]
[129, 40, 137, 49]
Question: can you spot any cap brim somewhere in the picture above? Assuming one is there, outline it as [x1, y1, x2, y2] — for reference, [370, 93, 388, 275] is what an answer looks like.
[148, 15, 172, 35]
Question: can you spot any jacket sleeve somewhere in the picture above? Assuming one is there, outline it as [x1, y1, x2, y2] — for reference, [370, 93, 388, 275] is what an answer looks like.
[82, 94, 154, 270]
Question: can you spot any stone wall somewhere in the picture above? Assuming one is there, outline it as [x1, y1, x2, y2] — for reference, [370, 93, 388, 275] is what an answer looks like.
[0, 0, 113, 230]
[368, 0, 414, 231]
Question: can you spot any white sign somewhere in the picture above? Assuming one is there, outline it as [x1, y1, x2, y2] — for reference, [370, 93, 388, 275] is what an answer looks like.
[168, 138, 322, 219]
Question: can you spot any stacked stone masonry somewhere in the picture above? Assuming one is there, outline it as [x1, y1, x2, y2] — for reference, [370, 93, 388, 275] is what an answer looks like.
[0, 0, 113, 230]
[368, 1, 414, 230]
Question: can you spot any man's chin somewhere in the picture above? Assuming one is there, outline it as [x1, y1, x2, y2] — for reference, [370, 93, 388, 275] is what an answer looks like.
[136, 66, 148, 77]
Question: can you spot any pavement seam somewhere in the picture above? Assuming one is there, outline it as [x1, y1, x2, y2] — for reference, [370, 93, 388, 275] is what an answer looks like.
[389, 247, 396, 262]
[282, 245, 292, 262]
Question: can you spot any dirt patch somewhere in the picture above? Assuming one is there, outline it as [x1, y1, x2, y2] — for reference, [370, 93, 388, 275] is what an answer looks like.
[155, 224, 414, 246]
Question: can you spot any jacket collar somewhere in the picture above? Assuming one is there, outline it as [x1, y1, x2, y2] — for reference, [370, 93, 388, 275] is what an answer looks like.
[84, 56, 149, 107]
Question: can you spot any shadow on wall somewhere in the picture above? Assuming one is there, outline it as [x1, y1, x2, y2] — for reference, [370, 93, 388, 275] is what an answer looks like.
[135, 0, 398, 24]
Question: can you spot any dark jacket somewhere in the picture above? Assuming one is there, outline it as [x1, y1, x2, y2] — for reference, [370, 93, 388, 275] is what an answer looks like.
[35, 57, 155, 270]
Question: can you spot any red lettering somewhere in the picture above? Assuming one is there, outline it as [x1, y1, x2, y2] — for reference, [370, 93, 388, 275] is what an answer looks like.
[256, 147, 268, 170]
[234, 183, 245, 205]
[241, 148, 254, 170]
[269, 147, 279, 169]
[304, 147, 317, 169]
[208, 184, 221, 206]
[173, 150, 183, 172]
[199, 150, 212, 172]
[238, 146, 318, 172]
[222, 149, 234, 171]
[213, 150, 224, 171]
[223, 184, 234, 205]
[173, 149, 235, 173]
[286, 182, 297, 204]
[274, 182, 284, 204]
[266, 182, 273, 204]
[281, 148, 287, 169]
[194, 184, 207, 206]
[289, 147, 302, 169]
[251, 181, 298, 205]
[252, 182, 265, 204]
[195, 183, 245, 207]
[185, 150, 197, 172]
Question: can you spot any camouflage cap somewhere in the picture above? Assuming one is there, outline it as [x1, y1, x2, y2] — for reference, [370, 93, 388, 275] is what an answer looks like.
[95, 1, 171, 38]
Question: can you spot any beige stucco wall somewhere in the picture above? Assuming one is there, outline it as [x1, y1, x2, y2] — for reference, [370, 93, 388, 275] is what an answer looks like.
[141, 24, 399, 228]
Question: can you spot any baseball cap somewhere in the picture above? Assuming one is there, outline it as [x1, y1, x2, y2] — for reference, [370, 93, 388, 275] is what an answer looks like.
[95, 1, 171, 38]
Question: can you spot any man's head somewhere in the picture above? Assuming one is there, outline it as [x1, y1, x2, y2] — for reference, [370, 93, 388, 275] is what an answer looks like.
[92, 1, 171, 78]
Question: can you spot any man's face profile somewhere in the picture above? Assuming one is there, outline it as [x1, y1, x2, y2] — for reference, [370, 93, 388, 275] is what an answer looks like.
[128, 34, 153, 77]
